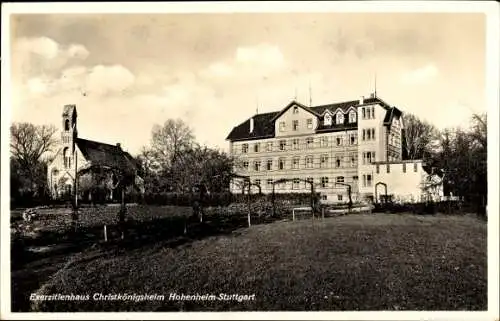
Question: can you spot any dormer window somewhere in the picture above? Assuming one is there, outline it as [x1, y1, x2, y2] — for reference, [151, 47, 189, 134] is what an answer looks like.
[349, 110, 357, 123]
[324, 114, 332, 126]
[336, 112, 344, 125]
[293, 106, 299, 114]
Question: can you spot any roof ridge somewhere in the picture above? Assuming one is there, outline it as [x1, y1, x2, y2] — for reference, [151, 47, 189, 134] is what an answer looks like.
[76, 137, 121, 148]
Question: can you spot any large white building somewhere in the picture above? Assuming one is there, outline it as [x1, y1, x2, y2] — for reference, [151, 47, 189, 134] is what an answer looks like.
[226, 94, 443, 204]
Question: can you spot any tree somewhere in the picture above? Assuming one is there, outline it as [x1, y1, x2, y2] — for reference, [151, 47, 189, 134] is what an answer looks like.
[10, 122, 57, 198]
[169, 144, 235, 193]
[402, 113, 438, 160]
[150, 119, 195, 170]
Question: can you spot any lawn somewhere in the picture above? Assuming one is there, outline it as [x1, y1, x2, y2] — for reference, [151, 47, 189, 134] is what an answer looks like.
[26, 213, 487, 312]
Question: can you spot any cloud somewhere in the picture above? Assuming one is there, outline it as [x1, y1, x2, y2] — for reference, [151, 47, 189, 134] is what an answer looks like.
[67, 44, 90, 59]
[401, 64, 439, 84]
[25, 64, 136, 97]
[199, 43, 286, 81]
[15, 36, 60, 59]
[12, 37, 91, 82]
[86, 65, 135, 95]
[236, 44, 285, 68]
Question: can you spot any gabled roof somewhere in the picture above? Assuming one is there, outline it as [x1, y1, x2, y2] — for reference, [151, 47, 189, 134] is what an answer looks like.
[76, 138, 138, 174]
[383, 106, 403, 126]
[270, 100, 319, 122]
[226, 96, 397, 142]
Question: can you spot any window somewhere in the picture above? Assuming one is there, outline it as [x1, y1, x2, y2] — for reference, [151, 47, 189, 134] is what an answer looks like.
[254, 143, 260, 153]
[367, 129, 371, 140]
[367, 174, 372, 187]
[321, 177, 329, 188]
[324, 114, 332, 126]
[335, 156, 341, 168]
[64, 119, 70, 131]
[254, 161, 261, 172]
[362, 107, 366, 119]
[292, 120, 299, 131]
[267, 142, 273, 151]
[403, 163, 406, 173]
[336, 112, 344, 125]
[320, 136, 328, 148]
[350, 134, 357, 145]
[338, 195, 343, 201]
[363, 152, 374, 165]
[371, 128, 376, 140]
[266, 159, 273, 171]
[279, 158, 285, 170]
[376, 165, 380, 174]
[255, 179, 261, 186]
[292, 178, 300, 189]
[386, 164, 390, 173]
[293, 106, 299, 114]
[242, 143, 248, 153]
[292, 138, 299, 150]
[279, 140, 286, 151]
[349, 110, 357, 123]
[363, 174, 367, 187]
[305, 156, 313, 168]
[279, 121, 286, 132]
[362, 129, 366, 141]
[306, 137, 314, 148]
[243, 161, 249, 170]
[307, 118, 313, 129]
[63, 147, 69, 168]
[292, 157, 300, 169]
[350, 153, 357, 167]
[267, 179, 273, 187]
[353, 175, 358, 182]
[371, 107, 375, 119]
[336, 176, 344, 183]
[336, 137, 343, 146]
[320, 154, 329, 168]
[414, 163, 418, 172]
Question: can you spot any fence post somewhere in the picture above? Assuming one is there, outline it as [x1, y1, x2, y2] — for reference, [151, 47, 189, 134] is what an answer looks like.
[322, 207, 325, 219]
[247, 183, 251, 227]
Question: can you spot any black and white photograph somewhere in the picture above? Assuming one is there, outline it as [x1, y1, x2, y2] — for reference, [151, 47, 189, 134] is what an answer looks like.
[1, 2, 498, 320]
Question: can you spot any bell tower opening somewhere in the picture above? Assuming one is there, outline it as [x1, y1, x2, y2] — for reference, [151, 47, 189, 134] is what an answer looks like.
[61, 104, 78, 153]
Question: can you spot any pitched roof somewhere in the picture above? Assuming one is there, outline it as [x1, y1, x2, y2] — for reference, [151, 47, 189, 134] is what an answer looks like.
[226, 111, 278, 142]
[383, 106, 403, 125]
[62, 104, 77, 116]
[76, 138, 137, 174]
[226, 96, 396, 141]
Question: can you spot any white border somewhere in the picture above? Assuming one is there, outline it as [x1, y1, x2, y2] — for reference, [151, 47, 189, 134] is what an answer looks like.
[1, 2, 499, 321]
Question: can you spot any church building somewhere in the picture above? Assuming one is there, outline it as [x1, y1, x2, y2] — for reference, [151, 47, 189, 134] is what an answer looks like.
[47, 104, 142, 201]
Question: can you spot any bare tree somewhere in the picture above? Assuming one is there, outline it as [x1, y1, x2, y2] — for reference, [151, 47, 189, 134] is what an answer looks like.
[10, 123, 58, 194]
[150, 119, 195, 169]
[402, 113, 437, 160]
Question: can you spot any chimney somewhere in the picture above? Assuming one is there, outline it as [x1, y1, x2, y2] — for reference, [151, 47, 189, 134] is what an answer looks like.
[359, 96, 364, 105]
[249, 117, 254, 133]
[370, 93, 375, 98]
[116, 143, 121, 149]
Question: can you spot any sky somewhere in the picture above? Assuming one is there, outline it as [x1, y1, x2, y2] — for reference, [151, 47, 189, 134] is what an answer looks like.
[9, 12, 486, 156]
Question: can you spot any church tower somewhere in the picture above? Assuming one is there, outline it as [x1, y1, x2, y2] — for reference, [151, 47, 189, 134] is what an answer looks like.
[61, 104, 78, 169]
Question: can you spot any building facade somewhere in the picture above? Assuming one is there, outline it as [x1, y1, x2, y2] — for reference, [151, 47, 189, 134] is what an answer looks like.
[47, 104, 143, 200]
[226, 95, 443, 204]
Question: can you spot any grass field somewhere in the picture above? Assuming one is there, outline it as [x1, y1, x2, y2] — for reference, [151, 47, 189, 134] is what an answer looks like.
[21, 212, 486, 312]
